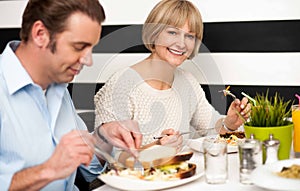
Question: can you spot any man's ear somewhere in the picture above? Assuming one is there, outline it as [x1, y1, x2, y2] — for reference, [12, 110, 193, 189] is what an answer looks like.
[31, 20, 50, 48]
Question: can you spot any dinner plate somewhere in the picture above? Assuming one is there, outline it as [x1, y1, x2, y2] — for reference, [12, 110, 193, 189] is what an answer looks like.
[186, 137, 238, 153]
[251, 159, 300, 191]
[98, 164, 203, 191]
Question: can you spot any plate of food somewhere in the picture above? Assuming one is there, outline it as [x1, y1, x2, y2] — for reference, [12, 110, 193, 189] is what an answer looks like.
[187, 131, 245, 153]
[98, 145, 203, 191]
[251, 159, 300, 191]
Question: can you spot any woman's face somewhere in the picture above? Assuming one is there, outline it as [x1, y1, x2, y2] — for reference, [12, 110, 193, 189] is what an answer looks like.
[152, 22, 196, 67]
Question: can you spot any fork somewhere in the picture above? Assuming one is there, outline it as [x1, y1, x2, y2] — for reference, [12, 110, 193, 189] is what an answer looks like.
[134, 157, 144, 176]
[94, 146, 125, 174]
[219, 88, 246, 123]
[67, 96, 125, 174]
[153, 129, 212, 140]
[93, 126, 125, 173]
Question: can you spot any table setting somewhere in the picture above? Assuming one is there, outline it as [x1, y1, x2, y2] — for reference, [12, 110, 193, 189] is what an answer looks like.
[92, 128, 299, 191]
[91, 89, 300, 191]
[93, 143, 299, 191]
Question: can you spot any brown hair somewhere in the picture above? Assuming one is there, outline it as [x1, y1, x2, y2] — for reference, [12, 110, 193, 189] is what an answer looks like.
[142, 0, 203, 59]
[20, 0, 105, 52]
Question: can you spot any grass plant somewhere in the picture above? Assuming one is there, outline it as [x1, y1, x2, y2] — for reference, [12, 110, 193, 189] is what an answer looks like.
[245, 91, 293, 127]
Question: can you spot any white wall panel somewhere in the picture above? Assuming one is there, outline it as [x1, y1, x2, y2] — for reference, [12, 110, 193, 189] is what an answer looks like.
[75, 52, 300, 86]
[0, 0, 27, 28]
[1, 0, 300, 27]
[0, 0, 299, 87]
[101, 0, 300, 24]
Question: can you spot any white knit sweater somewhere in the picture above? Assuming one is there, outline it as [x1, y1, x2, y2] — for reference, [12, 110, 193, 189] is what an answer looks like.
[94, 67, 221, 145]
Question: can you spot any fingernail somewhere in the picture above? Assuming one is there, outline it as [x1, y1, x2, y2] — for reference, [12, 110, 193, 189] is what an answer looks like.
[241, 104, 245, 109]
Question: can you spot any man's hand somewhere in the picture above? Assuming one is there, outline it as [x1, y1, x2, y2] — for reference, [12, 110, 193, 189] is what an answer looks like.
[98, 120, 142, 153]
[44, 130, 94, 180]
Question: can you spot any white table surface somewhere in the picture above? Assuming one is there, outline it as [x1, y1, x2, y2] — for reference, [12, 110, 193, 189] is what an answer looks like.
[93, 147, 270, 191]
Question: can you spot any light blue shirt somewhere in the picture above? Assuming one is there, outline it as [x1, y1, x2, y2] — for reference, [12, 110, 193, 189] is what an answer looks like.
[0, 41, 104, 191]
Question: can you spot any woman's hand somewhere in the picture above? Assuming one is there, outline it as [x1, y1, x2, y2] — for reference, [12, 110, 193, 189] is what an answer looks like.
[224, 97, 251, 131]
[158, 129, 183, 152]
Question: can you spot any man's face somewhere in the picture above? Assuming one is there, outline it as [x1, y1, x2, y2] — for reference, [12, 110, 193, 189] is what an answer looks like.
[45, 12, 101, 84]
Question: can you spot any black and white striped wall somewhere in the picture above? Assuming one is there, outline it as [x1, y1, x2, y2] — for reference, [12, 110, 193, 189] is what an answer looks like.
[1, 0, 300, 116]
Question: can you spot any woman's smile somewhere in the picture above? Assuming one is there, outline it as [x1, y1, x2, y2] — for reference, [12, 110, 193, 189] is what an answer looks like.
[167, 47, 186, 56]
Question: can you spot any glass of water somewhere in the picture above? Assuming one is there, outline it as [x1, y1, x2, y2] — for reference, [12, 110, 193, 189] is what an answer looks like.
[203, 137, 228, 184]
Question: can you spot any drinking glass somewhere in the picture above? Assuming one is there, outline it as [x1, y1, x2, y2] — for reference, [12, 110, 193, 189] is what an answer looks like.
[238, 137, 262, 184]
[292, 105, 300, 158]
[203, 137, 228, 184]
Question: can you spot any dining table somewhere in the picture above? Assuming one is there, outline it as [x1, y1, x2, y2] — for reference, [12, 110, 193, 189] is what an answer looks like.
[92, 145, 274, 191]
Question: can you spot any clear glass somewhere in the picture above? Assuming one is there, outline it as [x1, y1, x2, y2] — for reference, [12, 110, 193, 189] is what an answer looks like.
[238, 139, 262, 184]
[203, 137, 228, 184]
[292, 105, 300, 158]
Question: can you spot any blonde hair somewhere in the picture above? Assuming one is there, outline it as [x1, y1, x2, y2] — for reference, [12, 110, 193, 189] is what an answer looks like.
[142, 0, 203, 59]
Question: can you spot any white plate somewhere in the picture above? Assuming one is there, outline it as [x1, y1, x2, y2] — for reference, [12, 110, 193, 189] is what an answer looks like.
[251, 159, 300, 191]
[186, 137, 238, 153]
[98, 164, 203, 191]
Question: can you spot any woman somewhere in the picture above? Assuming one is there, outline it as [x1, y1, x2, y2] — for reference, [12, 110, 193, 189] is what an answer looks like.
[94, 0, 250, 160]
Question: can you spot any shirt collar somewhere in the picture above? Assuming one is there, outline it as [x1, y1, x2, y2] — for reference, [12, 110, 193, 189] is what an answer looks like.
[1, 41, 68, 95]
[1, 41, 33, 95]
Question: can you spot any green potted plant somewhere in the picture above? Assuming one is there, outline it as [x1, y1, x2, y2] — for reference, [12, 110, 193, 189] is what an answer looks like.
[244, 91, 293, 162]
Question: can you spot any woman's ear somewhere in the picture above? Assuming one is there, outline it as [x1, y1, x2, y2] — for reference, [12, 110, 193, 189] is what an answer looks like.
[31, 20, 50, 48]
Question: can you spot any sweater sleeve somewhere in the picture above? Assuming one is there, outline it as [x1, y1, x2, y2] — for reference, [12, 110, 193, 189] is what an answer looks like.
[182, 71, 221, 131]
[94, 68, 133, 128]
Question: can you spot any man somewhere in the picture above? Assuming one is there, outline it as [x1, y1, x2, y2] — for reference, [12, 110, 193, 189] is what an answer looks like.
[0, 0, 142, 190]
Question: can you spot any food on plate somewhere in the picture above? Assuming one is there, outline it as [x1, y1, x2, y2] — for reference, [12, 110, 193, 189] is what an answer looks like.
[105, 145, 196, 181]
[126, 145, 193, 169]
[126, 145, 177, 169]
[218, 131, 245, 146]
[277, 164, 300, 179]
[106, 160, 196, 181]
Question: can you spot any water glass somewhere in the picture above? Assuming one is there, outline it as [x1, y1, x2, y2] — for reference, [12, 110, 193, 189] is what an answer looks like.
[203, 137, 228, 184]
[238, 137, 262, 184]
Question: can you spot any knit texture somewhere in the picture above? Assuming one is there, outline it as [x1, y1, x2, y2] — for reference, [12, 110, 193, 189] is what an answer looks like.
[94, 67, 221, 145]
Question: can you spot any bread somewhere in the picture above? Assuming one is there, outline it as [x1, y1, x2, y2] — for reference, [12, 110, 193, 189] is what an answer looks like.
[110, 145, 196, 180]
[125, 145, 193, 169]
[176, 163, 196, 179]
[154, 151, 194, 167]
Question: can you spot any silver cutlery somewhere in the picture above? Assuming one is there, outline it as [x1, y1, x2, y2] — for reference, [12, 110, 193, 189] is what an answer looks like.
[153, 129, 213, 140]
[133, 157, 144, 176]
[219, 87, 246, 123]
[67, 96, 125, 173]
[94, 145, 125, 173]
